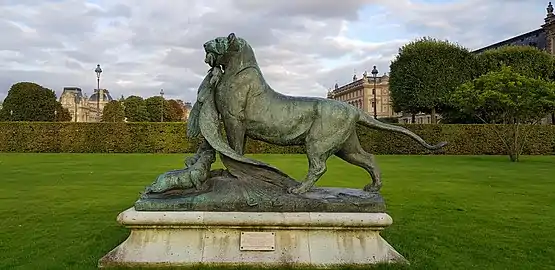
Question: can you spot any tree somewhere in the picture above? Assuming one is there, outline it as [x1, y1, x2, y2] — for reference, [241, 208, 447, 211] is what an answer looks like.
[144, 97, 183, 122]
[54, 103, 72, 122]
[101, 100, 125, 122]
[389, 37, 477, 123]
[166, 99, 184, 122]
[476, 45, 555, 125]
[0, 82, 62, 122]
[0, 101, 4, 121]
[145, 96, 164, 122]
[123, 96, 149, 122]
[476, 45, 555, 80]
[450, 66, 555, 162]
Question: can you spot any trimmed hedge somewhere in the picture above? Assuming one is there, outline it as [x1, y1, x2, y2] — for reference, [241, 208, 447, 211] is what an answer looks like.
[0, 122, 554, 155]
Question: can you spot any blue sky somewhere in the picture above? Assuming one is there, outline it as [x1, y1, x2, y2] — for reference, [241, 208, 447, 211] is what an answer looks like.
[345, 5, 405, 42]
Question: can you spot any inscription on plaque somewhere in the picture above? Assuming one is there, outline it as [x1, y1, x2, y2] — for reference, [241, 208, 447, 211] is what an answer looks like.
[239, 232, 276, 251]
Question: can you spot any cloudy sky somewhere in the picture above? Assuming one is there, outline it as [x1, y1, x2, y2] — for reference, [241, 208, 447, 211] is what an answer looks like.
[0, 0, 547, 103]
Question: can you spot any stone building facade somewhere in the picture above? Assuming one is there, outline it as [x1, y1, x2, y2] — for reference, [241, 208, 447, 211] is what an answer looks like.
[326, 72, 401, 119]
[326, 72, 438, 123]
[182, 102, 192, 121]
[176, 100, 193, 121]
[59, 87, 114, 122]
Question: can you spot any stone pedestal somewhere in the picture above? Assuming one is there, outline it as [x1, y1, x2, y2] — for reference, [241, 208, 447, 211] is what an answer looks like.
[98, 207, 408, 268]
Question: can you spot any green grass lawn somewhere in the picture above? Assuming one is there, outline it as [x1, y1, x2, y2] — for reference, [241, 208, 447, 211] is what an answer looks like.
[1, 153, 554, 270]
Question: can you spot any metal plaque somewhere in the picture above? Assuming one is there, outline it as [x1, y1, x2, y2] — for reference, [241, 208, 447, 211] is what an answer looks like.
[239, 232, 276, 251]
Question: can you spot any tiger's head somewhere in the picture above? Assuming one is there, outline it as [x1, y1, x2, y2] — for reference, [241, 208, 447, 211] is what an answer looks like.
[203, 32, 245, 70]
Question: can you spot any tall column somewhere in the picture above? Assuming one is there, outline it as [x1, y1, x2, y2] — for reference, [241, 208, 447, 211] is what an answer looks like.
[542, 3, 555, 124]
[542, 2, 555, 54]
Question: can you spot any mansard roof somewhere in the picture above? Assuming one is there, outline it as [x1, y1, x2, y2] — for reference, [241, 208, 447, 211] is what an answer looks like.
[472, 28, 546, 54]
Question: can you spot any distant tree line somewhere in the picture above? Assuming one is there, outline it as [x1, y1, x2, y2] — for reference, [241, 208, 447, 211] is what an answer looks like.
[0, 82, 188, 123]
[388, 38, 555, 161]
[389, 38, 555, 125]
[101, 95, 185, 123]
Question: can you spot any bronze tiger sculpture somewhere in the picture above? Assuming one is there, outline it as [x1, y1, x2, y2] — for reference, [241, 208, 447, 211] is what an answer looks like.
[200, 33, 447, 194]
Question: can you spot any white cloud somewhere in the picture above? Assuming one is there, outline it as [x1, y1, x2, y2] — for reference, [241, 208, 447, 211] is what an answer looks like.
[0, 0, 549, 102]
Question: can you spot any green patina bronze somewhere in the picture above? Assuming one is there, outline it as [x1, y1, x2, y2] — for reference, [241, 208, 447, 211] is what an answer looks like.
[145, 146, 216, 194]
[136, 33, 447, 212]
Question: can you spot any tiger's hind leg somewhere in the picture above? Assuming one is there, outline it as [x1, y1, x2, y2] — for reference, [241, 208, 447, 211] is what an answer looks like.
[335, 131, 382, 192]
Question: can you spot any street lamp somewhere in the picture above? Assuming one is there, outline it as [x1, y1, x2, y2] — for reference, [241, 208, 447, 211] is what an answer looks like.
[160, 89, 165, 122]
[74, 93, 78, 122]
[54, 110, 57, 122]
[95, 64, 102, 121]
[371, 66, 379, 119]
[10, 110, 13, 121]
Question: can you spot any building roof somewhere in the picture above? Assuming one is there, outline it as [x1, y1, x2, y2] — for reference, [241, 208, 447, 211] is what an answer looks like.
[89, 89, 113, 102]
[63, 87, 82, 92]
[61, 87, 85, 103]
[329, 74, 389, 95]
[472, 28, 546, 54]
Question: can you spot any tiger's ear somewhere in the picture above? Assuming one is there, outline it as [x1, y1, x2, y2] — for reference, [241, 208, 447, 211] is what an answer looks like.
[227, 32, 240, 51]
[228, 33, 236, 42]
